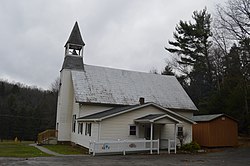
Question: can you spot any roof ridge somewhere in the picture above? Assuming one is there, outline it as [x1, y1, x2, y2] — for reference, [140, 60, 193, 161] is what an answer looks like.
[83, 64, 176, 78]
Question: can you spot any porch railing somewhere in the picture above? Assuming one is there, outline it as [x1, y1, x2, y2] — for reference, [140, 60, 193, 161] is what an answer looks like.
[37, 129, 57, 145]
[89, 139, 159, 156]
[160, 139, 176, 154]
[168, 139, 176, 154]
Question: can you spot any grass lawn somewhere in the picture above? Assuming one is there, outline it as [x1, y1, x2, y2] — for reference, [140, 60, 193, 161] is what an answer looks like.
[0, 141, 51, 157]
[43, 144, 88, 155]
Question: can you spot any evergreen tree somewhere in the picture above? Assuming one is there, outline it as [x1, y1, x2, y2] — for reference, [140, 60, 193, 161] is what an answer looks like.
[161, 64, 174, 76]
[0, 82, 5, 96]
[166, 8, 213, 105]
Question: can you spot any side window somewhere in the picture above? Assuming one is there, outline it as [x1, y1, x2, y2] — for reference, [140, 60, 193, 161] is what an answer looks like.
[78, 123, 83, 134]
[129, 125, 136, 136]
[72, 115, 76, 132]
[177, 126, 183, 137]
[85, 123, 92, 136]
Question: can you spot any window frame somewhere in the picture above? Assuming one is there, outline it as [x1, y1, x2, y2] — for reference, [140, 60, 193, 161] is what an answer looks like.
[177, 126, 184, 137]
[129, 125, 137, 136]
[78, 122, 83, 134]
[85, 123, 92, 136]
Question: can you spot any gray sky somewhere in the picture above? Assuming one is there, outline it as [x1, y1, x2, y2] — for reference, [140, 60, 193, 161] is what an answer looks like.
[0, 0, 225, 90]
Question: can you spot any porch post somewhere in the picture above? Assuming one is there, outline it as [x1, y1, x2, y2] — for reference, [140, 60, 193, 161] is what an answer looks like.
[150, 122, 153, 154]
[174, 123, 177, 154]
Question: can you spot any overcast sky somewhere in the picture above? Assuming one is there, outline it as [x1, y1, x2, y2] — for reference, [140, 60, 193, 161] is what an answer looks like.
[0, 0, 226, 90]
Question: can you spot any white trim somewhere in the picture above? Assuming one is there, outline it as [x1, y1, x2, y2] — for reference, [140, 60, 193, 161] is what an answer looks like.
[77, 118, 100, 122]
[150, 114, 182, 123]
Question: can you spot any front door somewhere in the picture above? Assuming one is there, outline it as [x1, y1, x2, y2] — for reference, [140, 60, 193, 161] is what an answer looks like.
[145, 125, 151, 140]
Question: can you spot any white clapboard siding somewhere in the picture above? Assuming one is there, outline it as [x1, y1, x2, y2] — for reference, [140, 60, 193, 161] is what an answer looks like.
[79, 105, 113, 117]
[74, 122, 99, 148]
[100, 106, 172, 140]
[56, 69, 74, 141]
[174, 110, 193, 119]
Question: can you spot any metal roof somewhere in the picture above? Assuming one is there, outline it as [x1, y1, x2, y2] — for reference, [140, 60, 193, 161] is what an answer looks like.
[78, 105, 139, 121]
[192, 114, 224, 122]
[71, 65, 197, 111]
[65, 22, 85, 47]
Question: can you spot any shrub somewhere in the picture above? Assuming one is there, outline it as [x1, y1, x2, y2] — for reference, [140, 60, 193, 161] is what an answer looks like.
[180, 141, 200, 152]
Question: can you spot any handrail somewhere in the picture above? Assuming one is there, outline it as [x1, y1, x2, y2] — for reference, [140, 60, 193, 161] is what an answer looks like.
[37, 129, 57, 144]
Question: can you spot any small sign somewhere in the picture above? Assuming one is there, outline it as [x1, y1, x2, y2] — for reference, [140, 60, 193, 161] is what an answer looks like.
[129, 143, 136, 148]
[102, 143, 110, 150]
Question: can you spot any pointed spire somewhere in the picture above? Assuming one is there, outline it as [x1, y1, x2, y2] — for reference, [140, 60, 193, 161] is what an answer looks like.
[65, 22, 85, 47]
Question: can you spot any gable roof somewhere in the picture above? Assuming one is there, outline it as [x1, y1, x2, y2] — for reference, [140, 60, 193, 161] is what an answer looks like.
[192, 114, 238, 122]
[71, 64, 197, 111]
[135, 114, 181, 123]
[77, 102, 196, 124]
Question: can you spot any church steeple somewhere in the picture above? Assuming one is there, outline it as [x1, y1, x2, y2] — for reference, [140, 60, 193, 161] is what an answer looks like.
[65, 22, 85, 56]
[61, 22, 85, 71]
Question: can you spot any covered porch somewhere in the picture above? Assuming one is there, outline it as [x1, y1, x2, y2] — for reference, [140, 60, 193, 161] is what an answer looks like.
[135, 114, 182, 153]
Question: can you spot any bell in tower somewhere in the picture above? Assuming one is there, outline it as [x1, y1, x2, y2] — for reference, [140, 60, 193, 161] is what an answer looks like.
[64, 21, 85, 56]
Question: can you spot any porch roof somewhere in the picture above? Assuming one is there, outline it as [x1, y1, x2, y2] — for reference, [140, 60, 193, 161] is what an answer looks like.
[134, 114, 182, 123]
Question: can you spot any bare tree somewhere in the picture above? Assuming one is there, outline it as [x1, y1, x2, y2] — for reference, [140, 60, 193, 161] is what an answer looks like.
[177, 132, 188, 147]
[215, 0, 250, 41]
[50, 77, 60, 93]
[210, 46, 226, 91]
[215, 0, 250, 115]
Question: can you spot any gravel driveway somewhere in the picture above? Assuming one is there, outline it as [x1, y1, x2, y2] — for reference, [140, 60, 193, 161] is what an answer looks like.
[0, 147, 249, 166]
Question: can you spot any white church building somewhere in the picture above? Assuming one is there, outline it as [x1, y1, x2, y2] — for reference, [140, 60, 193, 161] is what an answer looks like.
[56, 22, 197, 151]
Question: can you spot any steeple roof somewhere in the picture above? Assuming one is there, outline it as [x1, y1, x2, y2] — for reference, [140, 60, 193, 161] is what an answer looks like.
[65, 22, 85, 47]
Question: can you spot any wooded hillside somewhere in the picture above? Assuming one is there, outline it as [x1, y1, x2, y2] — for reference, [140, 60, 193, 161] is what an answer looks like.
[0, 80, 57, 141]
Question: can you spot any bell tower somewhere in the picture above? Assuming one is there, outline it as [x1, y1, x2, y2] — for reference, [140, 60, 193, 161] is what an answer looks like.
[65, 21, 85, 57]
[61, 22, 85, 71]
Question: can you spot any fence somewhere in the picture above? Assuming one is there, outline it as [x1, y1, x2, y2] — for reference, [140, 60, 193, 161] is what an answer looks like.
[89, 139, 159, 156]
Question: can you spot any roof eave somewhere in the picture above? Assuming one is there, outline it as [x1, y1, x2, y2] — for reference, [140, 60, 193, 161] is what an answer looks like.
[148, 103, 196, 124]
[77, 118, 101, 122]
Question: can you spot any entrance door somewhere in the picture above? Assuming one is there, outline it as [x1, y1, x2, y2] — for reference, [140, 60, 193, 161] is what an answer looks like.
[145, 125, 150, 140]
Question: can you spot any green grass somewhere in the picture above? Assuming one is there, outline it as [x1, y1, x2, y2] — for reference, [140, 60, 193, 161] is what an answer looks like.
[0, 141, 51, 157]
[43, 144, 88, 155]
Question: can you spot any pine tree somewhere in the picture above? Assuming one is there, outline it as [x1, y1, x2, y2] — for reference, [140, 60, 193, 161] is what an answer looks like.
[165, 8, 213, 105]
